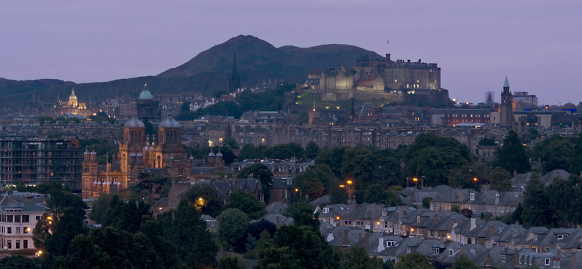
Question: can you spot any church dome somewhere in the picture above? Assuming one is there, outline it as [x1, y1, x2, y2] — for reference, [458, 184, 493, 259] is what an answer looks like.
[69, 89, 78, 100]
[159, 116, 181, 128]
[139, 89, 153, 100]
[208, 152, 215, 157]
[216, 151, 223, 157]
[562, 103, 576, 110]
[124, 116, 145, 128]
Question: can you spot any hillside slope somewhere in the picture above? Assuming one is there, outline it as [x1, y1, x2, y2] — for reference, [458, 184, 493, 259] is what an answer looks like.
[2, 35, 382, 107]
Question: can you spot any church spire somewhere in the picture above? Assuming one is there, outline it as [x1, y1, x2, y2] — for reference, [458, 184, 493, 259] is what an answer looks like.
[228, 51, 241, 93]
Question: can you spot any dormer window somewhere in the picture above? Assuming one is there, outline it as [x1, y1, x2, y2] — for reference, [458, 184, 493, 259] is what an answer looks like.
[323, 208, 329, 214]
[501, 255, 506, 263]
[534, 234, 538, 241]
[417, 216, 420, 222]
[407, 247, 411, 253]
[557, 234, 564, 239]
[432, 248, 439, 256]
[449, 249, 453, 256]
[382, 211, 387, 216]
[470, 193, 475, 201]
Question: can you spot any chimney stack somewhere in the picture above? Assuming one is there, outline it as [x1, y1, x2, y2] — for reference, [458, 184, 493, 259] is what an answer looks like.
[470, 218, 476, 231]
[25, 193, 33, 204]
[7, 189, 13, 205]
[365, 233, 370, 247]
[378, 237, 385, 252]
[513, 248, 520, 267]
[343, 230, 350, 247]
[458, 188, 464, 203]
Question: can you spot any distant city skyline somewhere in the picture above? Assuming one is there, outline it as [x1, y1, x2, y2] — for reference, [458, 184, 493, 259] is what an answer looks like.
[1, 0, 580, 105]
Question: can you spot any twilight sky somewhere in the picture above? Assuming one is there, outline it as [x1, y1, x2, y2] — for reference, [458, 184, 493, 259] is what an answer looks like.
[1, 0, 581, 105]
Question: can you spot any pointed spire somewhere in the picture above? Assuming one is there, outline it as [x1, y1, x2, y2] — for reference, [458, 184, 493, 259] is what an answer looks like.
[503, 76, 510, 88]
[229, 51, 241, 93]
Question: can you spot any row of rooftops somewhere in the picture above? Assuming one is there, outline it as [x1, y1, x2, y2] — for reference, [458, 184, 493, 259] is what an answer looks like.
[316, 203, 582, 268]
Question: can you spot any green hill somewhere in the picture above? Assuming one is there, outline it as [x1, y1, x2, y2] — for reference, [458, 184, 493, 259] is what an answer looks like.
[2, 35, 382, 107]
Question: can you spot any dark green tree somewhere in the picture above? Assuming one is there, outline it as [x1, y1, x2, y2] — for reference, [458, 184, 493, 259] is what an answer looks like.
[365, 184, 384, 203]
[422, 197, 433, 209]
[182, 184, 224, 217]
[531, 135, 574, 172]
[45, 207, 88, 256]
[315, 147, 345, 178]
[218, 255, 246, 269]
[394, 252, 434, 269]
[218, 208, 250, 251]
[0, 255, 41, 269]
[306, 141, 320, 160]
[89, 192, 116, 225]
[521, 175, 553, 227]
[238, 164, 274, 203]
[287, 201, 320, 230]
[223, 136, 240, 149]
[452, 254, 479, 269]
[569, 133, 582, 175]
[494, 130, 530, 174]
[340, 246, 382, 269]
[489, 167, 512, 191]
[225, 190, 267, 220]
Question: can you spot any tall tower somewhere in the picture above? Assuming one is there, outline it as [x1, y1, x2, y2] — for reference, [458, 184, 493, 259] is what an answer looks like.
[119, 116, 146, 186]
[500, 76, 514, 128]
[228, 51, 241, 93]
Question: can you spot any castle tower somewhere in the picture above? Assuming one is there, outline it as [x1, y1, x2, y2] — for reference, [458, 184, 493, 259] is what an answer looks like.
[500, 76, 514, 128]
[228, 51, 241, 93]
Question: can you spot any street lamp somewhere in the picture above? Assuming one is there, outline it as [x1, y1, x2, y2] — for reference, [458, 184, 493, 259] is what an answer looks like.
[473, 177, 478, 182]
[340, 180, 353, 201]
[413, 178, 418, 188]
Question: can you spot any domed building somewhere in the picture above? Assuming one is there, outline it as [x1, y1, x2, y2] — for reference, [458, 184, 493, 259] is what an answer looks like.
[136, 84, 161, 122]
[58, 88, 89, 116]
[82, 114, 192, 198]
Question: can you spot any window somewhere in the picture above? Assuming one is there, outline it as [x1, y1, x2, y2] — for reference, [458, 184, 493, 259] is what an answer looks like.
[449, 249, 453, 256]
[7, 215, 13, 223]
[553, 261, 560, 267]
[16, 227, 20, 234]
[407, 247, 411, 253]
[545, 258, 550, 265]
[323, 208, 329, 213]
[24, 227, 29, 234]
[36, 216, 40, 220]
[432, 248, 439, 256]
[7, 227, 11, 234]
[7, 240, 11, 249]
[23, 240, 28, 249]
[387, 241, 395, 247]
[470, 193, 475, 201]
[16, 240, 20, 249]
[557, 234, 564, 239]
[519, 256, 522, 264]
[15, 215, 21, 222]
[417, 216, 420, 222]
[501, 255, 506, 263]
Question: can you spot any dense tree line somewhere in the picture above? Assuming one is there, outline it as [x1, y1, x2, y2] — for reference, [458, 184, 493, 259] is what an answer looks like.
[508, 173, 582, 228]
[176, 83, 295, 120]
